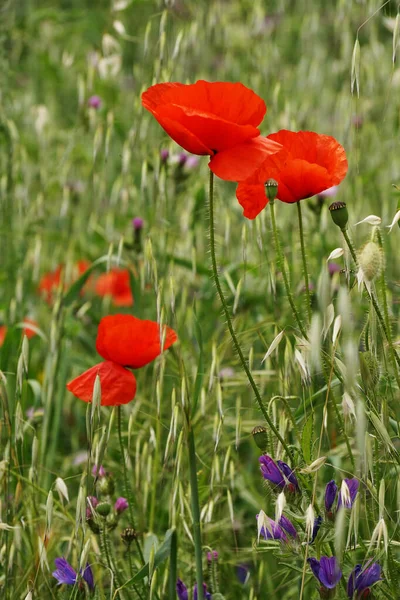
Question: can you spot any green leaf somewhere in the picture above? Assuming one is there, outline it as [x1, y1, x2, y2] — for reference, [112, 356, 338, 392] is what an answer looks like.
[119, 528, 176, 589]
[301, 413, 313, 464]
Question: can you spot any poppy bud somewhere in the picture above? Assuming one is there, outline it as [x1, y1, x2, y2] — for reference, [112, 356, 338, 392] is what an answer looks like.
[252, 425, 268, 451]
[329, 201, 349, 230]
[121, 527, 137, 545]
[358, 242, 383, 282]
[96, 501, 111, 517]
[265, 179, 278, 203]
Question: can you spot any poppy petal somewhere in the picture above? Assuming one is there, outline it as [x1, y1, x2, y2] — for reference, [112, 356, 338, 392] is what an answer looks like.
[95, 269, 134, 307]
[67, 361, 137, 406]
[236, 183, 269, 219]
[209, 137, 283, 181]
[142, 80, 266, 155]
[96, 314, 178, 369]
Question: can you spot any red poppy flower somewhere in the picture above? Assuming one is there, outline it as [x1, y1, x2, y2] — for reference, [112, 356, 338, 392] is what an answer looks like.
[0, 319, 39, 347]
[39, 261, 91, 303]
[95, 269, 134, 307]
[96, 314, 178, 369]
[226, 130, 348, 219]
[67, 361, 137, 406]
[142, 80, 267, 155]
[0, 326, 6, 347]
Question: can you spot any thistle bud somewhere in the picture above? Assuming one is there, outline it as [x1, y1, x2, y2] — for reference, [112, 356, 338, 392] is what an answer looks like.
[96, 501, 111, 517]
[252, 426, 268, 451]
[265, 179, 278, 203]
[329, 201, 349, 230]
[97, 475, 115, 496]
[358, 242, 383, 282]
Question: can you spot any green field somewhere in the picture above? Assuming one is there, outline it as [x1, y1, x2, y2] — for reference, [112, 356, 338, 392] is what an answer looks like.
[1, 1, 400, 598]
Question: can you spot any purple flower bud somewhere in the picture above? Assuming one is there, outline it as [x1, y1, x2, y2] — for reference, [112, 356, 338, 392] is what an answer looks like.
[337, 478, 359, 509]
[328, 262, 342, 277]
[132, 217, 144, 231]
[279, 515, 297, 538]
[178, 152, 188, 166]
[259, 455, 285, 488]
[86, 496, 98, 519]
[310, 516, 323, 544]
[114, 497, 129, 514]
[92, 464, 106, 478]
[236, 563, 250, 585]
[207, 550, 218, 562]
[194, 583, 211, 600]
[82, 563, 95, 590]
[160, 149, 169, 163]
[176, 579, 188, 600]
[276, 460, 300, 493]
[324, 480, 338, 512]
[88, 95, 102, 110]
[308, 556, 342, 590]
[347, 562, 382, 598]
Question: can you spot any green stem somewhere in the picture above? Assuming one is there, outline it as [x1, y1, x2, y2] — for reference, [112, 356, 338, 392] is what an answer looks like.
[149, 406, 161, 532]
[188, 426, 204, 600]
[117, 406, 145, 565]
[297, 201, 312, 324]
[208, 172, 293, 458]
[270, 201, 308, 340]
[342, 229, 400, 376]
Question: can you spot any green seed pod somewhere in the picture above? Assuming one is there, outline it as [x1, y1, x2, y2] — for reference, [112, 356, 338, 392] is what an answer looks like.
[121, 527, 137, 545]
[358, 242, 383, 282]
[96, 501, 111, 517]
[265, 179, 278, 203]
[329, 201, 349, 230]
[252, 425, 268, 451]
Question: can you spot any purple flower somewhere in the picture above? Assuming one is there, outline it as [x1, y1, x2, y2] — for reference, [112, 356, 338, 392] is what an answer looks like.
[194, 583, 211, 600]
[310, 516, 323, 544]
[308, 556, 342, 590]
[86, 496, 98, 518]
[92, 464, 106, 478]
[318, 185, 339, 199]
[328, 262, 342, 277]
[236, 563, 250, 585]
[160, 149, 169, 163]
[325, 480, 338, 512]
[132, 217, 144, 231]
[114, 497, 129, 514]
[258, 515, 287, 541]
[185, 155, 200, 169]
[337, 478, 359, 509]
[52, 558, 94, 590]
[347, 562, 382, 598]
[176, 579, 188, 600]
[259, 455, 285, 488]
[276, 460, 299, 493]
[279, 515, 297, 538]
[88, 95, 102, 110]
[207, 550, 218, 562]
[178, 152, 188, 166]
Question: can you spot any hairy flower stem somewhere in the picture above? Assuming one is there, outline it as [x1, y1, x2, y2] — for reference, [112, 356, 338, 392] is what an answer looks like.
[269, 200, 308, 340]
[188, 426, 204, 600]
[100, 525, 125, 600]
[117, 406, 145, 565]
[208, 171, 293, 459]
[342, 229, 400, 377]
[297, 201, 312, 324]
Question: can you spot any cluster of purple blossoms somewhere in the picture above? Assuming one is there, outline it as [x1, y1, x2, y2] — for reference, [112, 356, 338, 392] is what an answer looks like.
[325, 478, 359, 518]
[160, 148, 200, 169]
[52, 557, 94, 590]
[176, 579, 211, 600]
[308, 556, 382, 599]
[259, 455, 300, 494]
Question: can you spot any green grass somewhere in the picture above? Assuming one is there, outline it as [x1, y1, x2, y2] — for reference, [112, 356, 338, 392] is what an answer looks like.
[1, 0, 400, 598]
